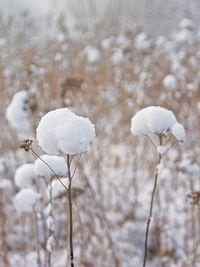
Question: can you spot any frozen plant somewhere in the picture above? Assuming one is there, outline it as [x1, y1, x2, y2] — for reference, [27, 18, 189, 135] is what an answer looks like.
[34, 154, 68, 266]
[131, 106, 185, 267]
[21, 108, 95, 267]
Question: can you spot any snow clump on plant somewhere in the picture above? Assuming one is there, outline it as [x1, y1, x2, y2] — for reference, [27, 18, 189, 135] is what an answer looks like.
[36, 108, 96, 155]
[14, 163, 36, 188]
[34, 155, 67, 178]
[13, 188, 41, 213]
[163, 74, 177, 90]
[131, 106, 185, 141]
[6, 90, 30, 131]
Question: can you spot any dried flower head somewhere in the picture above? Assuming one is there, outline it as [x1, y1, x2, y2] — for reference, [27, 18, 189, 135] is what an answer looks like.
[187, 191, 200, 205]
[20, 139, 33, 152]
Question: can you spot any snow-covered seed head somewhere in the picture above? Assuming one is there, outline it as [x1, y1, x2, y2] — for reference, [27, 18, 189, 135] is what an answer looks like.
[130, 106, 185, 142]
[187, 191, 200, 205]
[36, 108, 96, 155]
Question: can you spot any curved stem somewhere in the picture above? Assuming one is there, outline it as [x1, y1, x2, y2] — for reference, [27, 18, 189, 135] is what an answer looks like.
[143, 134, 162, 267]
[67, 154, 74, 267]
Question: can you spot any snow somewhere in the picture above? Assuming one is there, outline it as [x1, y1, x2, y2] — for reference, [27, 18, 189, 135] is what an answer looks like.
[37, 108, 96, 155]
[163, 74, 177, 90]
[14, 163, 35, 188]
[179, 18, 194, 30]
[6, 91, 30, 131]
[135, 32, 151, 51]
[13, 188, 41, 213]
[131, 106, 177, 135]
[46, 235, 55, 253]
[157, 145, 168, 155]
[84, 45, 100, 63]
[0, 179, 13, 190]
[51, 178, 69, 198]
[34, 155, 67, 178]
[55, 116, 96, 155]
[46, 216, 55, 231]
[171, 123, 186, 142]
[111, 49, 124, 64]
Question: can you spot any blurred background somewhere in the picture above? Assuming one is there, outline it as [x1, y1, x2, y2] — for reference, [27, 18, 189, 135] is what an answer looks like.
[1, 0, 200, 266]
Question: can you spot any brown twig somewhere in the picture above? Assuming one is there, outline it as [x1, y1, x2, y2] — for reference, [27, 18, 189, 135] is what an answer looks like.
[143, 134, 163, 267]
[67, 154, 74, 267]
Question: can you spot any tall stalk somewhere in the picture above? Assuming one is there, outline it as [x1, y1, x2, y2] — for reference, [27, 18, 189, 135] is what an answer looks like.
[67, 154, 74, 267]
[143, 134, 163, 267]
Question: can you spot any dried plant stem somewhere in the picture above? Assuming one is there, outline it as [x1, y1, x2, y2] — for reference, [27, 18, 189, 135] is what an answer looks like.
[83, 175, 120, 267]
[47, 181, 54, 267]
[143, 134, 162, 267]
[0, 193, 8, 267]
[67, 154, 74, 267]
[33, 210, 41, 267]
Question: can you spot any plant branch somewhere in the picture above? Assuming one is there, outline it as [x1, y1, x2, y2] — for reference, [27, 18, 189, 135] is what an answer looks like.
[71, 153, 82, 180]
[143, 134, 163, 267]
[67, 154, 74, 267]
[144, 135, 157, 150]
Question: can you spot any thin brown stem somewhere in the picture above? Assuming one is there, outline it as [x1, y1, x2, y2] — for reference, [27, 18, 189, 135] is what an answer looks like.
[143, 134, 163, 267]
[144, 135, 157, 150]
[71, 153, 82, 180]
[67, 154, 74, 267]
[162, 140, 179, 157]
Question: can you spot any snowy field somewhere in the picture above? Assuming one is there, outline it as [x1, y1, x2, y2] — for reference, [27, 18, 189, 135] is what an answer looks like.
[1, 1, 200, 267]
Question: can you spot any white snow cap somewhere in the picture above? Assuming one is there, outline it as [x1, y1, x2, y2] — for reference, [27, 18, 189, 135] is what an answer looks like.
[14, 188, 41, 213]
[6, 91, 30, 131]
[171, 123, 186, 142]
[14, 163, 36, 188]
[163, 74, 177, 90]
[37, 108, 96, 155]
[34, 155, 67, 178]
[131, 106, 185, 141]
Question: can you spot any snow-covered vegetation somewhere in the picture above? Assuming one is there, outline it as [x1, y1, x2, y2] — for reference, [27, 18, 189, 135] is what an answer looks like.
[1, 2, 200, 266]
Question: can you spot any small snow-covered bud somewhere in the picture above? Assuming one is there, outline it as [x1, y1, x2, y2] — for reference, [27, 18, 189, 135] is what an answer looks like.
[171, 123, 186, 142]
[163, 74, 177, 90]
